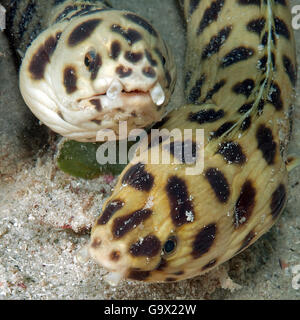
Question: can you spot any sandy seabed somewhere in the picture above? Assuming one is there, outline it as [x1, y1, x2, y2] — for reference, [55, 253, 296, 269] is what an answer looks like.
[0, 0, 300, 299]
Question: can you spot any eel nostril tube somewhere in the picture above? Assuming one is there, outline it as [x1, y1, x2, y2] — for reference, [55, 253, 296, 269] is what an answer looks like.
[107, 79, 123, 100]
[104, 271, 124, 286]
[76, 245, 91, 264]
[150, 82, 165, 106]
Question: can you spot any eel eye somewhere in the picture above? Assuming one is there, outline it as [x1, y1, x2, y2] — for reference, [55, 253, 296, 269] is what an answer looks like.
[163, 236, 177, 255]
[84, 50, 96, 67]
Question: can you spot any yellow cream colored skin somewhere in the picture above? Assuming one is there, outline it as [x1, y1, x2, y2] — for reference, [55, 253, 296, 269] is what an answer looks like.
[18, 0, 176, 142]
[89, 0, 297, 282]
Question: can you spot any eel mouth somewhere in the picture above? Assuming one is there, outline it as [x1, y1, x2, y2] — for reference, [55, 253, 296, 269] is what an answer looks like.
[78, 79, 166, 112]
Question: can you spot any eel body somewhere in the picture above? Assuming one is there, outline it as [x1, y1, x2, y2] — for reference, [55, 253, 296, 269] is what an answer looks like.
[89, 0, 297, 283]
[4, 0, 297, 283]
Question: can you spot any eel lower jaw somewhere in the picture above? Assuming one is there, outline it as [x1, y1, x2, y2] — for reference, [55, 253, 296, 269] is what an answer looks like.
[55, 80, 166, 139]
